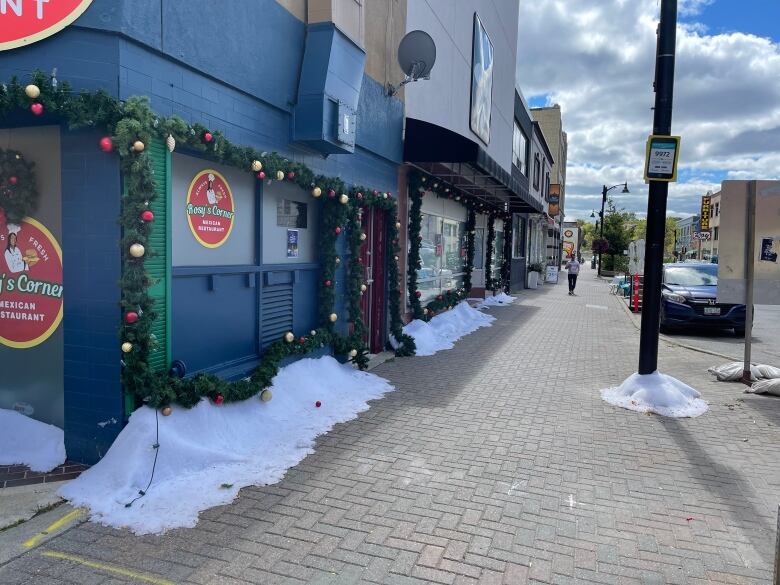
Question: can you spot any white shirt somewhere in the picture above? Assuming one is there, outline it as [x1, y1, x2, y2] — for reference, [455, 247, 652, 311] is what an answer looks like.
[566, 259, 580, 275]
[206, 188, 217, 205]
[4, 246, 28, 273]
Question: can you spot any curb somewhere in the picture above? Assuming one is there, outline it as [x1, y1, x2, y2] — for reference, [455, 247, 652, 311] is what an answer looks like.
[607, 280, 741, 363]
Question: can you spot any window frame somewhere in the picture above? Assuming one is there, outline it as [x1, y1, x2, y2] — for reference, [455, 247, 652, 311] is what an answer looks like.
[532, 153, 541, 190]
[512, 122, 528, 175]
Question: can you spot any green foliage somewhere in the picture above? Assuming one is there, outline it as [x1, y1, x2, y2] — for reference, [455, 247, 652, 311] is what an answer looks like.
[1, 71, 414, 409]
[463, 209, 476, 293]
[406, 174, 425, 320]
[0, 148, 38, 224]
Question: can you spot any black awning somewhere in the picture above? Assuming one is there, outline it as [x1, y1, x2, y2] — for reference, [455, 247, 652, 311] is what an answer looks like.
[404, 118, 543, 214]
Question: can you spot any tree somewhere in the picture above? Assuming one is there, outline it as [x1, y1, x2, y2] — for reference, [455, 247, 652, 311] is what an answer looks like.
[601, 198, 635, 270]
[632, 216, 680, 260]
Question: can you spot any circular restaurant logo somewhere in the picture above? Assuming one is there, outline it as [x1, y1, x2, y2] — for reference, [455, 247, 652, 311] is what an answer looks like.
[564, 229, 574, 238]
[0, 0, 94, 51]
[186, 170, 235, 248]
[0, 216, 64, 349]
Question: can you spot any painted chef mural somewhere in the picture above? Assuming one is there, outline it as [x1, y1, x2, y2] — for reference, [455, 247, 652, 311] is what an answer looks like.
[0, 216, 63, 348]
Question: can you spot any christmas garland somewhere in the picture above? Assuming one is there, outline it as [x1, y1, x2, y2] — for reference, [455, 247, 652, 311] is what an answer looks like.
[501, 217, 513, 293]
[0, 148, 38, 224]
[406, 170, 508, 321]
[0, 71, 414, 410]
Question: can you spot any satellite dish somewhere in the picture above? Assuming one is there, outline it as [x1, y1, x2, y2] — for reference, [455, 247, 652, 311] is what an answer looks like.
[388, 30, 436, 95]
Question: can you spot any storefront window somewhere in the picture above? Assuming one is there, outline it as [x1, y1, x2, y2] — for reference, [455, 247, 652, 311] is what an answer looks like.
[417, 213, 467, 303]
[512, 215, 526, 259]
[474, 228, 485, 269]
[492, 230, 505, 281]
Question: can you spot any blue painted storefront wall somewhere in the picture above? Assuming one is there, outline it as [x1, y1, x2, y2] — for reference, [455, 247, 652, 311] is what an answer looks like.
[2, 1, 402, 463]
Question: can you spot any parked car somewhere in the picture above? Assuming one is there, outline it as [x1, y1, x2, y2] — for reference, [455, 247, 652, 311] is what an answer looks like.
[660, 262, 746, 336]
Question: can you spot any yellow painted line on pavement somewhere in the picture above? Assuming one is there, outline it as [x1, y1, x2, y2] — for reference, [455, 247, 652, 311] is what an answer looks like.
[23, 508, 85, 549]
[41, 551, 177, 585]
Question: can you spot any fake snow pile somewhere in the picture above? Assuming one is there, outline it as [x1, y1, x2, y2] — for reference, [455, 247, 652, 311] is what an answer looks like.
[601, 372, 709, 418]
[402, 301, 495, 356]
[0, 408, 66, 472]
[477, 293, 516, 308]
[59, 356, 393, 534]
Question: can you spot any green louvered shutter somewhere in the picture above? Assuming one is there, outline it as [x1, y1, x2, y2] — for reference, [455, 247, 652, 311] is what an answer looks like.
[145, 137, 172, 374]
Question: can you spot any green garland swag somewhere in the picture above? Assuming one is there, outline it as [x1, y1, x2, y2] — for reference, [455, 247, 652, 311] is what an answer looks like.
[0, 71, 414, 409]
[0, 148, 38, 225]
[501, 216, 514, 293]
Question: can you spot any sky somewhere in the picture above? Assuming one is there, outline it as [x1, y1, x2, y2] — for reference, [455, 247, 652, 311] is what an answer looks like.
[516, 0, 780, 221]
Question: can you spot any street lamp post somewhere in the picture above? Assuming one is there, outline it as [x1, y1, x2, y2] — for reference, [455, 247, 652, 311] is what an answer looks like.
[597, 182, 630, 276]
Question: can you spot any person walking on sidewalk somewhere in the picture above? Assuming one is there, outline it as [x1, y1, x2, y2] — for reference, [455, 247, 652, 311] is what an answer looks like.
[566, 255, 580, 295]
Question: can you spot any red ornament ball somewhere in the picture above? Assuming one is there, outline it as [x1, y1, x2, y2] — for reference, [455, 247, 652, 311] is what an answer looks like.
[437, 295, 443, 301]
[99, 137, 113, 153]
[257, 171, 266, 180]
[328, 189, 336, 198]
[415, 291, 422, 298]
[357, 192, 363, 200]
[387, 192, 392, 198]
[125, 311, 139, 324]
[203, 132, 213, 143]
[324, 279, 332, 287]
[315, 401, 322, 408]
[287, 171, 295, 180]
[214, 393, 224, 405]
[8, 176, 18, 185]
[335, 226, 342, 234]
[30, 103, 44, 116]
[373, 190, 378, 195]
[141, 210, 154, 222]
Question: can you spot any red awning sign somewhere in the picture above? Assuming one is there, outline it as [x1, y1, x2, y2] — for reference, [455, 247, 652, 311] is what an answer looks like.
[0, 0, 94, 51]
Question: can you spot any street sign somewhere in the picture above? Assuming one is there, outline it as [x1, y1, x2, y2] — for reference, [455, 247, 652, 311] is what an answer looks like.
[700, 194, 711, 231]
[692, 231, 711, 241]
[644, 135, 681, 182]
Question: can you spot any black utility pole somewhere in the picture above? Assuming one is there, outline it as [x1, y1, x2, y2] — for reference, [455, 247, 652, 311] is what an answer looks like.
[638, 0, 677, 374]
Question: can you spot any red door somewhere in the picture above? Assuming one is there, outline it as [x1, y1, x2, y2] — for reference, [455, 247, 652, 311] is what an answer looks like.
[359, 207, 387, 353]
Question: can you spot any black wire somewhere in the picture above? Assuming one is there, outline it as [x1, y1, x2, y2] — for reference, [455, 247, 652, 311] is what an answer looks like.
[124, 408, 160, 508]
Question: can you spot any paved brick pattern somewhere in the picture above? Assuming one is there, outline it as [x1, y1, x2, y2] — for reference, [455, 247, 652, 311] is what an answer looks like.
[2, 265, 779, 584]
[0, 462, 90, 489]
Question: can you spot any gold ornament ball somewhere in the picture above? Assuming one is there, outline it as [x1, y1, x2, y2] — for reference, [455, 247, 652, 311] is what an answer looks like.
[133, 140, 145, 152]
[339, 194, 349, 204]
[360, 233, 367, 241]
[312, 187, 322, 198]
[251, 160, 263, 172]
[360, 284, 367, 292]
[25, 84, 41, 99]
[424, 308, 429, 315]
[260, 389, 273, 402]
[329, 313, 338, 323]
[335, 256, 341, 264]
[284, 331, 294, 343]
[276, 170, 285, 181]
[348, 349, 358, 358]
[394, 256, 399, 261]
[129, 243, 145, 258]
[166, 135, 176, 152]
[121, 342, 133, 353]
[161, 406, 173, 416]
[310, 330, 317, 336]
[382, 192, 388, 199]
[395, 222, 401, 229]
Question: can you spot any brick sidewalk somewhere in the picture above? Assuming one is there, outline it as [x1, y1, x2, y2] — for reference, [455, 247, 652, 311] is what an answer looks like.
[2, 265, 779, 584]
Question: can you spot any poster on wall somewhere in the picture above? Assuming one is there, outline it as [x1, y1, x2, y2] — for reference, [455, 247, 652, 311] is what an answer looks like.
[186, 170, 235, 248]
[0, 0, 94, 51]
[760, 237, 779, 263]
[469, 13, 494, 145]
[0, 216, 64, 348]
[287, 229, 299, 258]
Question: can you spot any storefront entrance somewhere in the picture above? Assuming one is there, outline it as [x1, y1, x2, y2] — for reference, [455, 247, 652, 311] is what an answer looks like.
[359, 207, 387, 354]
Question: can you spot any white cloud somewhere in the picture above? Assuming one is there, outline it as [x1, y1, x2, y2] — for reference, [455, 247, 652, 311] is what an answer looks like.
[517, 0, 780, 220]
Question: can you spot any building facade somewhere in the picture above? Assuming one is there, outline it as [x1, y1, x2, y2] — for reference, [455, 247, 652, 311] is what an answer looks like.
[675, 215, 701, 260]
[530, 105, 568, 267]
[403, 1, 543, 300]
[699, 190, 721, 261]
[0, 0, 406, 463]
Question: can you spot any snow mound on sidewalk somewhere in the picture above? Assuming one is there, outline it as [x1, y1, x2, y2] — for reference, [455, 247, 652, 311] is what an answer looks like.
[0, 409, 66, 472]
[601, 372, 709, 418]
[477, 293, 516, 308]
[59, 356, 394, 535]
[403, 301, 495, 356]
